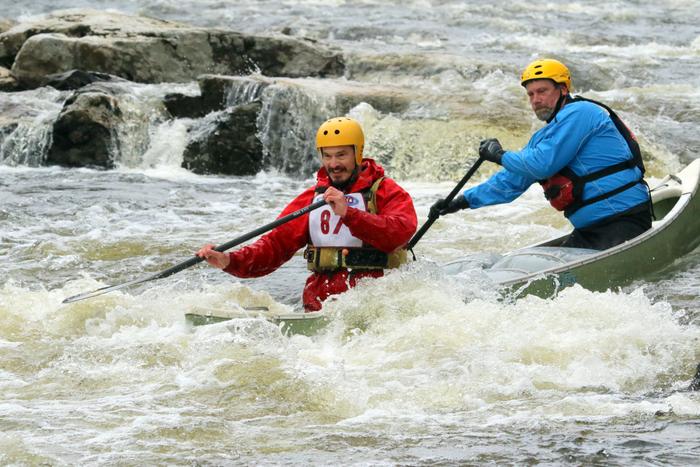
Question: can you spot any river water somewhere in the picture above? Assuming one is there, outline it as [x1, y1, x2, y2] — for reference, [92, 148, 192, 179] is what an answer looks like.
[2, 0, 700, 465]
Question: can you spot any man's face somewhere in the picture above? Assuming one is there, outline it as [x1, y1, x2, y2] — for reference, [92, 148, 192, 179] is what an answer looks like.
[321, 145, 356, 185]
[525, 79, 567, 121]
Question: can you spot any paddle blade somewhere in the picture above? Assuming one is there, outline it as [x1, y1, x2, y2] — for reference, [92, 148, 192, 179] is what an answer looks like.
[62, 276, 151, 304]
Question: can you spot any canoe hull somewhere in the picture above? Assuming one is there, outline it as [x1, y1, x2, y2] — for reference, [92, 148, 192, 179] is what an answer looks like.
[188, 161, 700, 332]
[185, 309, 328, 336]
[463, 160, 700, 297]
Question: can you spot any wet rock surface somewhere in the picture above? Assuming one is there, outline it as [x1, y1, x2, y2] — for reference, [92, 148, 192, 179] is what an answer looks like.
[0, 9, 344, 89]
[46, 84, 124, 168]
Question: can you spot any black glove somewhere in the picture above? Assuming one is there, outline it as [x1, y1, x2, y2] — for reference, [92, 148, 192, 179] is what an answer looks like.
[429, 196, 470, 218]
[479, 138, 505, 165]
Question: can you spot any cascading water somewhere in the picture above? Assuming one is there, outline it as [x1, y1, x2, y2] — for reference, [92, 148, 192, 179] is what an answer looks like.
[0, 88, 65, 166]
[2, 1, 700, 465]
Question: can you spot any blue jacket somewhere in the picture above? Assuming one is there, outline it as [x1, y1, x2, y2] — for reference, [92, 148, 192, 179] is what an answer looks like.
[463, 99, 649, 229]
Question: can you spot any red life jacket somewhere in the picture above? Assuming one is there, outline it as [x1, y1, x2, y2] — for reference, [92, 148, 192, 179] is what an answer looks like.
[539, 96, 646, 217]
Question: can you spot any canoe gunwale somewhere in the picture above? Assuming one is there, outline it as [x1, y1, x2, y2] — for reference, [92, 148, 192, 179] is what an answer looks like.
[188, 161, 700, 330]
[185, 307, 328, 335]
[498, 160, 700, 288]
[443, 159, 700, 296]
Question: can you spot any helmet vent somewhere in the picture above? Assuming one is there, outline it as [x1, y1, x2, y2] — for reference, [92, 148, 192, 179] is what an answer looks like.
[334, 129, 340, 134]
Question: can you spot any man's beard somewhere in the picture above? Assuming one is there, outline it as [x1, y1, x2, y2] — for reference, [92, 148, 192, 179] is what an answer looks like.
[331, 174, 353, 190]
[535, 106, 555, 121]
[329, 167, 358, 191]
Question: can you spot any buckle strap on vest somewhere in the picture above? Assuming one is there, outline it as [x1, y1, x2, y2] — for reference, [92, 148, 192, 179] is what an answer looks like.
[540, 95, 648, 217]
[307, 176, 401, 272]
[564, 179, 640, 217]
[305, 246, 407, 271]
[569, 158, 638, 184]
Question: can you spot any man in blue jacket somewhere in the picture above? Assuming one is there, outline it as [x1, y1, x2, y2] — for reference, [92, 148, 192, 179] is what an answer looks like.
[431, 58, 651, 250]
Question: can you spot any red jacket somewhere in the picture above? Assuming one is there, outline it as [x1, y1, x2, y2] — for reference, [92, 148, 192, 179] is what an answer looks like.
[223, 159, 417, 311]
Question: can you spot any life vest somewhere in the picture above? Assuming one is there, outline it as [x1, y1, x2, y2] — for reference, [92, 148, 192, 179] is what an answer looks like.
[539, 96, 647, 217]
[304, 177, 408, 271]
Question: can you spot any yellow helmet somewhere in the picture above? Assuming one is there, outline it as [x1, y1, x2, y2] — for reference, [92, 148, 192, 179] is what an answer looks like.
[315, 117, 364, 165]
[520, 58, 572, 91]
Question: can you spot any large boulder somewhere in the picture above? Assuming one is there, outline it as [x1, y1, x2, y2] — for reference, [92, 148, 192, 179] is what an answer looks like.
[182, 101, 263, 175]
[46, 84, 124, 168]
[0, 9, 344, 89]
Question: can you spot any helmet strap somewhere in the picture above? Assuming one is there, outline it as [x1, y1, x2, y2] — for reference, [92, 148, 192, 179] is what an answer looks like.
[546, 87, 571, 123]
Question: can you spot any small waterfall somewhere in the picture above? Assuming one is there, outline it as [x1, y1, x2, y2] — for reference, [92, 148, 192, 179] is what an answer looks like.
[112, 82, 196, 169]
[0, 89, 65, 167]
[224, 78, 267, 106]
[0, 119, 54, 166]
[256, 82, 338, 176]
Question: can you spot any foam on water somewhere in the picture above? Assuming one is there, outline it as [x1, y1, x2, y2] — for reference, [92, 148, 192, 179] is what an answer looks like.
[2, 0, 700, 462]
[4, 258, 699, 463]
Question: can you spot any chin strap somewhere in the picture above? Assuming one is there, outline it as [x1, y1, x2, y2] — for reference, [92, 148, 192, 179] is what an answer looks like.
[546, 90, 572, 123]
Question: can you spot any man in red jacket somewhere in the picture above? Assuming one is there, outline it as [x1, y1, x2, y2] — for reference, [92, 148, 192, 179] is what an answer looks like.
[196, 117, 417, 311]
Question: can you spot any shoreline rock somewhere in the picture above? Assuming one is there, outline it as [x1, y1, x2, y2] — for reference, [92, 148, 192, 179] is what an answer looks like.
[0, 9, 428, 176]
[0, 9, 344, 90]
[46, 84, 124, 168]
[182, 101, 263, 175]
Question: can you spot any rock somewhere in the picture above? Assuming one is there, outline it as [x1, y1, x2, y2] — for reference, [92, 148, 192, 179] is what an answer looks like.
[164, 74, 270, 119]
[174, 74, 414, 176]
[200, 73, 411, 114]
[46, 85, 124, 168]
[0, 65, 16, 91]
[163, 94, 211, 120]
[0, 10, 188, 68]
[42, 69, 119, 91]
[1, 9, 344, 89]
[182, 101, 263, 175]
[689, 363, 700, 391]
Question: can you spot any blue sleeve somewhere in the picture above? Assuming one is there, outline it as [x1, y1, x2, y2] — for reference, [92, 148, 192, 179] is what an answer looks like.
[462, 168, 534, 208]
[501, 105, 598, 180]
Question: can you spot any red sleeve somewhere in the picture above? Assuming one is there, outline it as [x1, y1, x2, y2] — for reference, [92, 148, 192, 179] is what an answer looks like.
[342, 178, 417, 253]
[223, 188, 315, 278]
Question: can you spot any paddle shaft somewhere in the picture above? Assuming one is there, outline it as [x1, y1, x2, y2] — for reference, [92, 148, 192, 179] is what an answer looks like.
[62, 198, 327, 303]
[149, 198, 328, 281]
[407, 157, 483, 250]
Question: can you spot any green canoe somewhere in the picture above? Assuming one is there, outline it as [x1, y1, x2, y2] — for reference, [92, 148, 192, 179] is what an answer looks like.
[185, 307, 329, 336]
[187, 160, 700, 333]
[444, 159, 700, 297]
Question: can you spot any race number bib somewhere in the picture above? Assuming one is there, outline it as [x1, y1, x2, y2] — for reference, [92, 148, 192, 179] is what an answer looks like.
[309, 193, 366, 247]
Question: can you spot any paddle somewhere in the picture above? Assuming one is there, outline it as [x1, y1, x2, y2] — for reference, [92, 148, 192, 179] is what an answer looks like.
[62, 198, 327, 304]
[407, 157, 484, 253]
